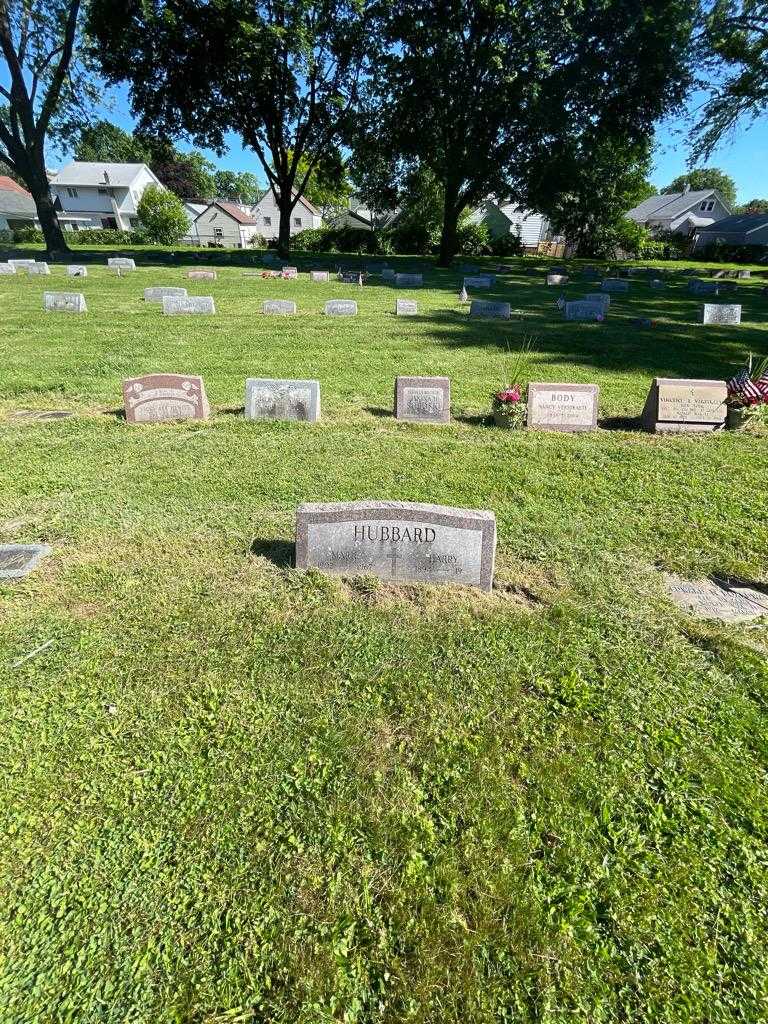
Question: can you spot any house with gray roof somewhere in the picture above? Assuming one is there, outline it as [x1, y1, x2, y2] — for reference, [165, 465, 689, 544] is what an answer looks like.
[49, 161, 165, 231]
[692, 213, 768, 252]
[626, 188, 732, 237]
[0, 176, 39, 231]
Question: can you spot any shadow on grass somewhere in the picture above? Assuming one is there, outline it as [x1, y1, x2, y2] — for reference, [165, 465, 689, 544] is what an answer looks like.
[600, 415, 644, 432]
[103, 408, 126, 421]
[218, 406, 245, 417]
[365, 406, 392, 419]
[249, 537, 294, 567]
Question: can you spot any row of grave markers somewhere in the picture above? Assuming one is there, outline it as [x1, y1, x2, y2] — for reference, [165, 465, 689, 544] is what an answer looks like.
[117, 372, 729, 434]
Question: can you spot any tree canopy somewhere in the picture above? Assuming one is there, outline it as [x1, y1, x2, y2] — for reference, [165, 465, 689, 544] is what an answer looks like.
[214, 170, 263, 205]
[661, 167, 738, 206]
[136, 184, 189, 243]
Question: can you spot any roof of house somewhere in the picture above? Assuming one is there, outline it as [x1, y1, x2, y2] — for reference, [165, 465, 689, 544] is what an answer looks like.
[0, 175, 31, 197]
[0, 181, 38, 218]
[694, 213, 768, 235]
[627, 190, 722, 222]
[50, 161, 155, 187]
[195, 200, 260, 225]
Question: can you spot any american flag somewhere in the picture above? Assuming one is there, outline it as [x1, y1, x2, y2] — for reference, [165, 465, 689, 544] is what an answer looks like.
[756, 366, 768, 397]
[727, 367, 764, 402]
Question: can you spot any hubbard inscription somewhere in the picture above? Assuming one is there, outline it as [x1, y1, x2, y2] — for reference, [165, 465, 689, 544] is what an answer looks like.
[642, 378, 727, 433]
[295, 500, 497, 591]
[162, 295, 215, 315]
[527, 382, 599, 432]
[144, 286, 188, 303]
[262, 299, 296, 315]
[245, 378, 320, 422]
[122, 373, 210, 424]
[700, 303, 741, 325]
[43, 291, 87, 313]
[395, 375, 450, 423]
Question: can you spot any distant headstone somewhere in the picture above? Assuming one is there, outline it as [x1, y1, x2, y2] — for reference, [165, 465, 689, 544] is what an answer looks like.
[564, 300, 604, 321]
[396, 299, 418, 316]
[584, 292, 610, 309]
[0, 543, 52, 580]
[394, 376, 450, 423]
[0, 263, 16, 275]
[395, 273, 423, 287]
[144, 286, 188, 303]
[547, 274, 568, 286]
[262, 299, 296, 315]
[28, 262, 50, 275]
[469, 299, 511, 320]
[700, 303, 741, 325]
[66, 265, 88, 277]
[108, 258, 136, 271]
[245, 378, 320, 422]
[527, 382, 599, 432]
[282, 266, 298, 279]
[43, 291, 87, 313]
[601, 279, 629, 293]
[295, 500, 496, 591]
[641, 378, 727, 433]
[310, 271, 330, 282]
[122, 373, 210, 424]
[689, 279, 719, 295]
[650, 278, 665, 289]
[162, 295, 215, 315]
[464, 275, 494, 289]
[187, 270, 217, 280]
[325, 299, 357, 316]
[381, 269, 395, 282]
[737, 270, 751, 279]
[665, 574, 768, 622]
[7, 259, 35, 269]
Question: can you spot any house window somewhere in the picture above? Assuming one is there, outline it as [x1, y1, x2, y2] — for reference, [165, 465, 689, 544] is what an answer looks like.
[293, 217, 302, 227]
[263, 216, 272, 226]
[214, 227, 223, 239]
[706, 201, 714, 211]
[101, 217, 118, 229]
[67, 187, 78, 198]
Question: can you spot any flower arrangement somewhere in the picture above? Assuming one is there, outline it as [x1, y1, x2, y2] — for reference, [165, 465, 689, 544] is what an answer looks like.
[726, 355, 768, 429]
[490, 337, 536, 428]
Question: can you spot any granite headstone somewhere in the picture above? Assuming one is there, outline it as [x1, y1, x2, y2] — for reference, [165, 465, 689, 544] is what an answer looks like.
[527, 382, 599, 432]
[43, 291, 87, 313]
[245, 378, 320, 422]
[394, 376, 450, 423]
[641, 378, 727, 432]
[122, 373, 211, 424]
[162, 295, 216, 315]
[469, 300, 511, 320]
[262, 299, 297, 315]
[325, 299, 357, 316]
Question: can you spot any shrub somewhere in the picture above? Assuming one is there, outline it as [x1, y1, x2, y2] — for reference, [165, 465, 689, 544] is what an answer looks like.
[697, 242, 767, 264]
[137, 185, 189, 245]
[457, 220, 491, 256]
[69, 229, 137, 246]
[291, 227, 333, 252]
[0, 228, 13, 244]
[638, 237, 688, 260]
[248, 234, 267, 249]
[12, 226, 44, 243]
[490, 231, 524, 257]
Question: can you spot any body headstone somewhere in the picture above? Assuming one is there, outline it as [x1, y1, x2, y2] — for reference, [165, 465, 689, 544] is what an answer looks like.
[262, 299, 297, 315]
[641, 378, 727, 433]
[0, 543, 52, 580]
[43, 291, 87, 313]
[122, 373, 210, 424]
[699, 303, 741, 325]
[395, 273, 422, 287]
[396, 299, 418, 316]
[325, 299, 357, 316]
[310, 271, 330, 282]
[469, 299, 511, 320]
[295, 500, 496, 591]
[187, 270, 217, 280]
[144, 286, 188, 303]
[245, 378, 320, 422]
[162, 295, 215, 315]
[66, 265, 88, 277]
[394, 376, 450, 423]
[601, 279, 629, 293]
[527, 382, 599, 432]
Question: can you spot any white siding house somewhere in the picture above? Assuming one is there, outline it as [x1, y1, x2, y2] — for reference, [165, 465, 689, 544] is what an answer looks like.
[49, 162, 164, 231]
[468, 200, 552, 251]
[192, 201, 262, 247]
[626, 189, 732, 237]
[250, 189, 322, 239]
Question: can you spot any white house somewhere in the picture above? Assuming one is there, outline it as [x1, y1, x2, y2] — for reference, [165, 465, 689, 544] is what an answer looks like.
[468, 200, 553, 252]
[692, 213, 768, 252]
[250, 189, 322, 240]
[191, 201, 263, 247]
[626, 188, 732, 237]
[0, 176, 39, 231]
[49, 161, 164, 231]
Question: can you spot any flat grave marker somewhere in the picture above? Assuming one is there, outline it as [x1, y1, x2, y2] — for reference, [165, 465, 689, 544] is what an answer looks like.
[43, 291, 87, 313]
[700, 303, 741, 325]
[396, 299, 418, 316]
[394, 375, 451, 424]
[325, 299, 357, 316]
[665, 575, 768, 622]
[0, 543, 52, 580]
[187, 270, 217, 280]
[527, 382, 599, 432]
[245, 378, 320, 422]
[295, 500, 497, 591]
[144, 286, 188, 303]
[642, 377, 727, 433]
[122, 373, 210, 424]
[469, 299, 510, 320]
[162, 295, 215, 315]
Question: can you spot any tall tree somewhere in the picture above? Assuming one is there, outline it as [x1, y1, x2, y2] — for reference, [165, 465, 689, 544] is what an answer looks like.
[214, 170, 263, 204]
[738, 197, 768, 213]
[88, 0, 371, 256]
[661, 167, 738, 206]
[691, 1, 768, 161]
[360, 0, 696, 265]
[0, 0, 99, 253]
[75, 119, 150, 162]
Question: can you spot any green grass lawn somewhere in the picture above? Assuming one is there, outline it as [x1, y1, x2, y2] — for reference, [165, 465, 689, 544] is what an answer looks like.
[1, 254, 767, 1023]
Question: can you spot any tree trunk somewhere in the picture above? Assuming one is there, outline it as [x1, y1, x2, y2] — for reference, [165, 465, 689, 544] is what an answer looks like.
[26, 156, 69, 256]
[277, 186, 293, 257]
[438, 188, 462, 267]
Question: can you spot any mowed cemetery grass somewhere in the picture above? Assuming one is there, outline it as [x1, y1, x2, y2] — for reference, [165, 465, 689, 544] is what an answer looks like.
[1, 254, 767, 1023]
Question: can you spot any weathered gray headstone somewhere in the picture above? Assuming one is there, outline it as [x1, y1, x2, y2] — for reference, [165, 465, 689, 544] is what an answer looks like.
[394, 376, 450, 423]
[469, 299, 511, 320]
[122, 373, 210, 423]
[66, 265, 88, 277]
[650, 278, 665, 289]
[28, 262, 50, 275]
[0, 543, 52, 580]
[310, 271, 330, 283]
[187, 270, 217, 280]
[382, 269, 395, 282]
[601, 279, 629, 293]
[700, 303, 741, 325]
[737, 270, 751, 279]
[527, 382, 599, 432]
[641, 378, 727, 433]
[339, 270, 363, 284]
[564, 301, 604, 321]
[547, 274, 569, 286]
[162, 295, 215, 315]
[245, 378, 320, 422]
[0, 263, 16, 275]
[464, 275, 495, 288]
[396, 299, 418, 316]
[395, 273, 423, 287]
[282, 266, 298, 279]
[7, 259, 35, 269]
[262, 299, 297, 315]
[665, 574, 768, 622]
[43, 291, 87, 313]
[584, 292, 610, 309]
[325, 299, 357, 316]
[295, 500, 497, 591]
[108, 257, 136, 270]
[144, 286, 188, 303]
[689, 279, 719, 295]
